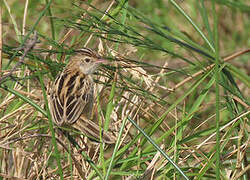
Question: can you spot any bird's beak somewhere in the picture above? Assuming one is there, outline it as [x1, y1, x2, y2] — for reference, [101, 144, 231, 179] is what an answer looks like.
[97, 58, 109, 64]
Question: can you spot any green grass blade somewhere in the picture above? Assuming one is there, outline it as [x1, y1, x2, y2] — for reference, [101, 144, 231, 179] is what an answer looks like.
[226, 63, 250, 88]
[104, 77, 116, 131]
[3, 0, 21, 41]
[149, 69, 214, 137]
[0, 85, 47, 116]
[128, 117, 190, 180]
[169, 0, 215, 52]
[37, 71, 64, 179]
[45, 0, 56, 40]
[212, 1, 221, 179]
[105, 117, 127, 180]
[199, 0, 214, 48]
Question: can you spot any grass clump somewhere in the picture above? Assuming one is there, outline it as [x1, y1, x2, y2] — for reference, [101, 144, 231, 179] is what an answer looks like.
[0, 0, 249, 179]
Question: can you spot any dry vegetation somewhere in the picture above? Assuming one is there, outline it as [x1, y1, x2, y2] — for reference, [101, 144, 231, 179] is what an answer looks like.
[0, 0, 249, 179]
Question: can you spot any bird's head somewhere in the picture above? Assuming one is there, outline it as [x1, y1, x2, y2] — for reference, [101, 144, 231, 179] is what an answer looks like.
[72, 48, 107, 75]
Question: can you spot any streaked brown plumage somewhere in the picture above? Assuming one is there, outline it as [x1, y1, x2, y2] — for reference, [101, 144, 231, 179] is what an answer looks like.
[48, 48, 115, 144]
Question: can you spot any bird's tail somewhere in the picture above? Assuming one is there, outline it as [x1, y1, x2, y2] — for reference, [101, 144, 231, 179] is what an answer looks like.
[73, 116, 116, 144]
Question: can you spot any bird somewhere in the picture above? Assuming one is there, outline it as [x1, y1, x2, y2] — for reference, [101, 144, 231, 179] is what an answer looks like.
[47, 48, 115, 144]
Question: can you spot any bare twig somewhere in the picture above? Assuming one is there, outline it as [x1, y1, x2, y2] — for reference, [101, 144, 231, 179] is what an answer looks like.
[233, 164, 250, 180]
[0, 31, 39, 84]
[172, 49, 250, 91]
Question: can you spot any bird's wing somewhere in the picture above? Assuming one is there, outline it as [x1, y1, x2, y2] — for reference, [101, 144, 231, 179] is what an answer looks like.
[48, 71, 92, 126]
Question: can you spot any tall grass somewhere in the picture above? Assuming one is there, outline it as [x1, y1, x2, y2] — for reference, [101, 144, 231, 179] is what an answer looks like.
[0, 0, 249, 179]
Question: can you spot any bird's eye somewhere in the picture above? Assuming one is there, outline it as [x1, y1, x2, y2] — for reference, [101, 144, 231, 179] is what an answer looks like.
[84, 58, 91, 63]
